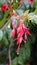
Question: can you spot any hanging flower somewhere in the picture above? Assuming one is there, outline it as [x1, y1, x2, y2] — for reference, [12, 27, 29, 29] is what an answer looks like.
[12, 19, 17, 29]
[23, 26, 31, 36]
[28, 0, 34, 5]
[2, 3, 8, 12]
[12, 21, 31, 54]
[12, 21, 31, 53]
[17, 22, 22, 34]
[11, 10, 32, 54]
[16, 44, 20, 54]
[16, 23, 31, 53]
[12, 29, 16, 38]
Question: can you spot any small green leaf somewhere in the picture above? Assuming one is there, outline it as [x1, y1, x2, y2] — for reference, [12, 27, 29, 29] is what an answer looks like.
[12, 57, 18, 65]
[0, 30, 3, 41]
[16, 9, 23, 16]
[2, 36, 9, 45]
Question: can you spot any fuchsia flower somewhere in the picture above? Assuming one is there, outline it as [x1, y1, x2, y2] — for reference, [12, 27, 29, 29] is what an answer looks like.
[28, 0, 34, 5]
[12, 22, 31, 54]
[12, 19, 17, 28]
[16, 23, 31, 53]
[12, 29, 16, 38]
[2, 3, 8, 12]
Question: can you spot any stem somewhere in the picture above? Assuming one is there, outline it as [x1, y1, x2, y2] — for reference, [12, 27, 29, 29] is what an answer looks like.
[9, 46, 11, 65]
[8, 38, 16, 65]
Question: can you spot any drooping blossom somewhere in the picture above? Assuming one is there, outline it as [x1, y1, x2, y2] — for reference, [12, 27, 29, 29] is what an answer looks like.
[11, 11, 31, 54]
[12, 29, 16, 38]
[28, 0, 34, 5]
[12, 14, 20, 29]
[12, 19, 17, 29]
[16, 23, 31, 53]
[12, 21, 31, 54]
[2, 3, 8, 12]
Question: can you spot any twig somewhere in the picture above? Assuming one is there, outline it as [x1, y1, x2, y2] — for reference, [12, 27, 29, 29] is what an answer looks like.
[8, 38, 16, 65]
[1, 19, 10, 30]
[9, 46, 11, 65]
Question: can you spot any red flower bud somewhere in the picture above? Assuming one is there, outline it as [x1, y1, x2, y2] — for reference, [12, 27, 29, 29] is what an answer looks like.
[2, 3, 8, 12]
[12, 29, 15, 38]
[12, 19, 17, 28]
[9, 6, 13, 10]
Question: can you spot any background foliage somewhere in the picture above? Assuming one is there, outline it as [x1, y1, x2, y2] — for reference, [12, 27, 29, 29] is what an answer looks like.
[0, 0, 37, 65]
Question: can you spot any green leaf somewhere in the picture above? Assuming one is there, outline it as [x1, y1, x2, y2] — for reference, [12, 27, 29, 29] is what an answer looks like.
[0, 11, 4, 20]
[0, 10, 11, 28]
[16, 9, 24, 16]
[2, 36, 9, 46]
[6, 28, 12, 39]
[18, 36, 32, 65]
[12, 57, 18, 65]
[34, 0, 37, 7]
[13, 2, 19, 9]
[0, 30, 3, 41]
[18, 46, 26, 65]
[34, 8, 37, 14]
[31, 15, 37, 24]
[28, 13, 37, 25]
